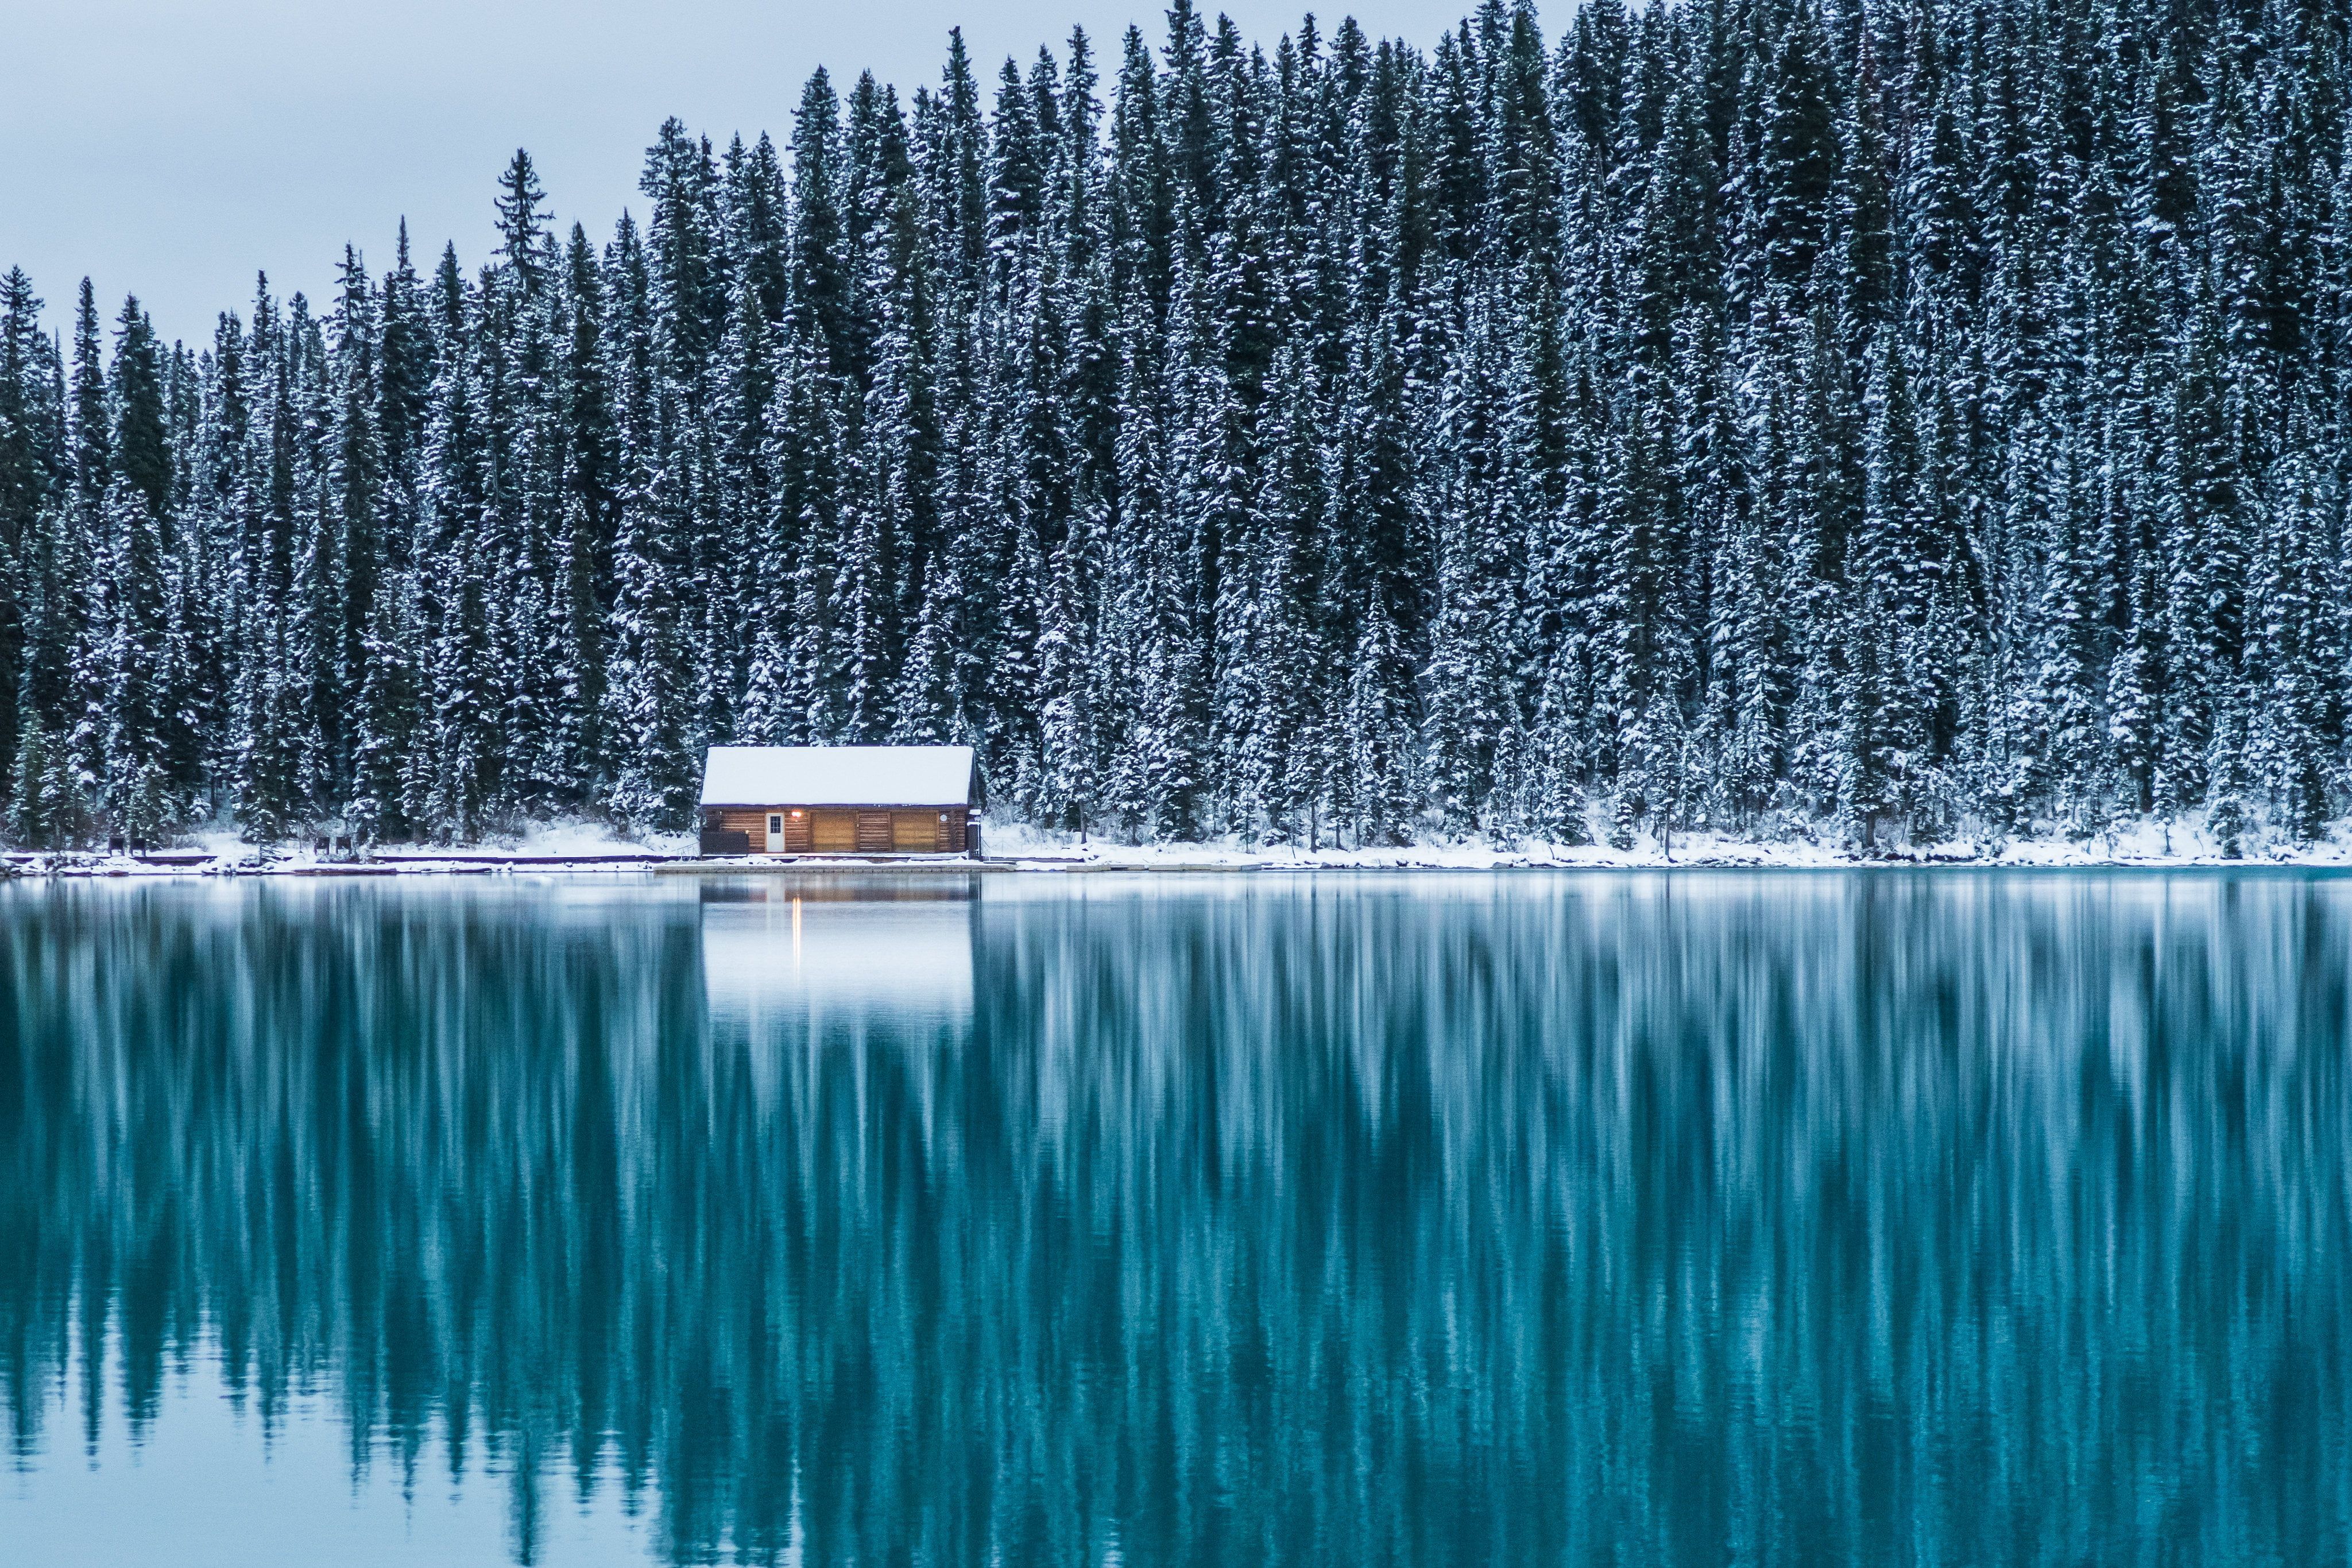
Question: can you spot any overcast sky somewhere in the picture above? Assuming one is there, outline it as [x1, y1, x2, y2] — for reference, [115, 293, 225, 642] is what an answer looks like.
[4, 0, 1464, 349]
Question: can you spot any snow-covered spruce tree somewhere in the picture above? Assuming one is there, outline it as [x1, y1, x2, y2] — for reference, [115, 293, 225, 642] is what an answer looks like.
[8, 708, 73, 847]
[603, 390, 697, 832]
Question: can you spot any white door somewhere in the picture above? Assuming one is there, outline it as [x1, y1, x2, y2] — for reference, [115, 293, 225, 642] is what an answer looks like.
[767, 814, 784, 851]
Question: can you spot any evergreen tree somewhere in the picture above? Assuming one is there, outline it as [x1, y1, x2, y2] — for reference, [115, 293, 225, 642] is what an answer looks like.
[6, 5, 2349, 851]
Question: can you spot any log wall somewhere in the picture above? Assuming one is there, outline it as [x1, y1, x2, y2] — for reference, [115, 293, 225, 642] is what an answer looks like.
[703, 806, 971, 855]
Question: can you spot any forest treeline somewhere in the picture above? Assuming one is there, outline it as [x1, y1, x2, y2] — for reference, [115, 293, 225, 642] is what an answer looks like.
[0, 0, 2346, 849]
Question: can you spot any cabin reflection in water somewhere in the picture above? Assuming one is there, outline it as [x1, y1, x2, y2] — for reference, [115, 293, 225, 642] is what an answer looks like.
[698, 877, 978, 1028]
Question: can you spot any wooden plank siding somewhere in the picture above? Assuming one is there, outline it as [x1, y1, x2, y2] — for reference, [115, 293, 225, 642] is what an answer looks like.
[715, 810, 769, 846]
[705, 806, 970, 855]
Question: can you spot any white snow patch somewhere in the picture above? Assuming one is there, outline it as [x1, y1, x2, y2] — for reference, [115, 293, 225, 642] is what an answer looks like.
[976, 814, 2352, 870]
[505, 819, 697, 858]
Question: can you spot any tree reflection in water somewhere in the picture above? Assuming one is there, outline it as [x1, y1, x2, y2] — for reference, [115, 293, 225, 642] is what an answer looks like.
[2, 871, 2347, 1565]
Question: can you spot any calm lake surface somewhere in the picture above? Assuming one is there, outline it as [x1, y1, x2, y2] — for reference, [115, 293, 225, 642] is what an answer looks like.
[3, 870, 2349, 1566]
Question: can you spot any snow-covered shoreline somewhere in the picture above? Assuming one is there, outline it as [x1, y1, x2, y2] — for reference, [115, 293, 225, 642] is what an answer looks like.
[967, 818, 2352, 871]
[9, 816, 2352, 878]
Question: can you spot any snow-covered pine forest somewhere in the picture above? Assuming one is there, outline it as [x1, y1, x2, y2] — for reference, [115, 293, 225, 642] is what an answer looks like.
[1, 0, 2347, 852]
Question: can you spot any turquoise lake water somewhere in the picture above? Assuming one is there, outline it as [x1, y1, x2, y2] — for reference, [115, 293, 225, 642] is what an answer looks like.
[3, 870, 2347, 1566]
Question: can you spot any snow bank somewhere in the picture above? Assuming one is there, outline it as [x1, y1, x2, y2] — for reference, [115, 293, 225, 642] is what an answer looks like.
[11, 813, 2352, 878]
[977, 816, 2352, 871]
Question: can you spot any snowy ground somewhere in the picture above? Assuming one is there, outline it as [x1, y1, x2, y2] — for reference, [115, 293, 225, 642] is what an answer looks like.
[10, 814, 2352, 877]
[3, 819, 698, 877]
[978, 816, 2352, 870]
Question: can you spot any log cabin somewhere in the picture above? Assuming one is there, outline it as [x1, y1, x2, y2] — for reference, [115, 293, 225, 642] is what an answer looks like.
[698, 745, 982, 857]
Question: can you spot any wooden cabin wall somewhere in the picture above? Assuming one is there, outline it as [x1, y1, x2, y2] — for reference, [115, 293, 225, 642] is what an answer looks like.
[714, 810, 767, 845]
[705, 807, 970, 854]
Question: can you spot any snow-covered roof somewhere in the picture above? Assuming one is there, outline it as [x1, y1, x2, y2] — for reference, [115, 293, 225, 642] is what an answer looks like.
[699, 745, 977, 807]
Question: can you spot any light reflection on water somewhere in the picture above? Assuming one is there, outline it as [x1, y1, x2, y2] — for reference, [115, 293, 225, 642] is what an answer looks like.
[3, 870, 2349, 1565]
